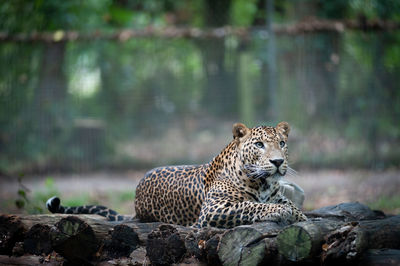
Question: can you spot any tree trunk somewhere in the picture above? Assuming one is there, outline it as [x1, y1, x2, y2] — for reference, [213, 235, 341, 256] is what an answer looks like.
[238, 53, 255, 126]
[277, 202, 385, 262]
[34, 42, 68, 140]
[17, 214, 160, 244]
[358, 249, 400, 266]
[0, 254, 62, 266]
[199, 0, 238, 117]
[322, 215, 400, 262]
[218, 222, 283, 266]
[305, 202, 384, 221]
[277, 219, 345, 262]
[0, 203, 396, 265]
[0, 215, 26, 255]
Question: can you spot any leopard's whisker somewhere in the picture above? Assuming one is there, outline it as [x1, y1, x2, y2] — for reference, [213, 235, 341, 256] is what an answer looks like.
[287, 166, 298, 175]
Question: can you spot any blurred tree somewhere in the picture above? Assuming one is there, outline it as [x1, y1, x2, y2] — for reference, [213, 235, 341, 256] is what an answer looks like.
[197, 0, 239, 117]
[0, 0, 111, 172]
[1, 0, 400, 174]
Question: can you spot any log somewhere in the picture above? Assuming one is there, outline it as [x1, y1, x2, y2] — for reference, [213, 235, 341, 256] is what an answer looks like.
[218, 222, 283, 266]
[17, 214, 161, 244]
[144, 223, 227, 265]
[305, 202, 384, 221]
[146, 224, 186, 265]
[0, 214, 161, 264]
[0, 254, 62, 266]
[277, 219, 345, 262]
[50, 216, 99, 265]
[184, 226, 225, 264]
[359, 249, 400, 266]
[116, 221, 222, 265]
[276, 202, 381, 262]
[102, 224, 140, 259]
[129, 247, 149, 265]
[23, 224, 52, 255]
[0, 215, 26, 255]
[322, 215, 400, 262]
[0, 202, 396, 265]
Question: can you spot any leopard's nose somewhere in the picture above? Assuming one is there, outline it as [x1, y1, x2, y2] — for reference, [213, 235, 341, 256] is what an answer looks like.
[270, 159, 284, 167]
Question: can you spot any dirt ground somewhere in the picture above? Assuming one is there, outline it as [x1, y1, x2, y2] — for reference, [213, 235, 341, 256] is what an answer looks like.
[1, 169, 399, 215]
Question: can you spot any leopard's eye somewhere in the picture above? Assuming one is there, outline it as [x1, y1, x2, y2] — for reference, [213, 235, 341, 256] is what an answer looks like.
[255, 142, 264, 148]
[280, 141, 286, 148]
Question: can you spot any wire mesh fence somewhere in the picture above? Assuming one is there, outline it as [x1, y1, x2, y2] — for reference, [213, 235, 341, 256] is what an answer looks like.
[1, 27, 400, 175]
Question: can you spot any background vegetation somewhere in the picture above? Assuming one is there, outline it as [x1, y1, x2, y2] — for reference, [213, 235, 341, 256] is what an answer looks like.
[0, 0, 399, 213]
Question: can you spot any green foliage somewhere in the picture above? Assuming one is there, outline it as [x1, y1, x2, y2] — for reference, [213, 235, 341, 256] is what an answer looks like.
[231, 0, 258, 26]
[317, 0, 350, 19]
[64, 193, 93, 207]
[14, 177, 59, 214]
[117, 190, 136, 202]
[0, 0, 111, 32]
[1, 0, 400, 173]
[349, 0, 400, 20]
[368, 195, 400, 214]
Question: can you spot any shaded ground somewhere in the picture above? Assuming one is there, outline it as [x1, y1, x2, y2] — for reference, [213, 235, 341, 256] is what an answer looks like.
[1, 169, 399, 216]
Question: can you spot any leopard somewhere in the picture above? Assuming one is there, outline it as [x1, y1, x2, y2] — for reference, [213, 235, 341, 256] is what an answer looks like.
[47, 122, 307, 228]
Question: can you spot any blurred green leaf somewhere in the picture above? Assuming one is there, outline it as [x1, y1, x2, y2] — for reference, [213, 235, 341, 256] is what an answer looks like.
[17, 189, 26, 198]
[15, 199, 25, 209]
[44, 178, 55, 189]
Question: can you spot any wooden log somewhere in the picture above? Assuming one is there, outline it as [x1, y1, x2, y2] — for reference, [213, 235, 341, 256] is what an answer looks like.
[322, 215, 400, 262]
[141, 222, 226, 265]
[11, 242, 24, 257]
[277, 219, 345, 262]
[23, 224, 52, 255]
[305, 202, 384, 221]
[102, 224, 140, 259]
[275, 202, 384, 262]
[1, 203, 394, 265]
[358, 249, 400, 266]
[184, 226, 225, 264]
[0, 215, 26, 255]
[129, 247, 149, 265]
[146, 224, 192, 265]
[18, 214, 160, 244]
[218, 222, 283, 266]
[0, 254, 62, 266]
[50, 216, 99, 265]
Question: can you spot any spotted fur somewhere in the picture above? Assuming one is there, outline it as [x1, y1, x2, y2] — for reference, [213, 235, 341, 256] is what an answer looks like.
[135, 122, 307, 228]
[47, 122, 307, 228]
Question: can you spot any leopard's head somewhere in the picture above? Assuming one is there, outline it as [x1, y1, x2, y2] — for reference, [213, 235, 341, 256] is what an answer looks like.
[233, 122, 290, 181]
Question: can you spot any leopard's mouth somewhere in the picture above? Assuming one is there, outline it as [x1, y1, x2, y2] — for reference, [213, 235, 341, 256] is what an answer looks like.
[243, 165, 284, 180]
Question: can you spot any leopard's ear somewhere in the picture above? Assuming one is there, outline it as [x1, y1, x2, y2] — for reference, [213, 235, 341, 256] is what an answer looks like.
[232, 123, 250, 141]
[276, 121, 290, 138]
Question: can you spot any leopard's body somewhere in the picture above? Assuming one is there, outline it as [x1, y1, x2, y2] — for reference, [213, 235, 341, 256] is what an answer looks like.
[47, 122, 307, 228]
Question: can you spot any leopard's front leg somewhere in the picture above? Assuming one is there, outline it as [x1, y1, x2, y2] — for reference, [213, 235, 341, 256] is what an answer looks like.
[271, 192, 308, 222]
[197, 196, 299, 228]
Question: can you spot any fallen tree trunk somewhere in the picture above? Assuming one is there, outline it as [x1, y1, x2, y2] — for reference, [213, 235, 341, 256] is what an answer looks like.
[305, 202, 384, 221]
[277, 219, 345, 262]
[0, 254, 62, 266]
[276, 201, 385, 262]
[0, 202, 395, 265]
[358, 249, 400, 266]
[146, 224, 190, 265]
[0, 214, 162, 264]
[218, 222, 283, 266]
[0, 215, 26, 255]
[17, 214, 161, 244]
[322, 215, 400, 262]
